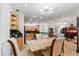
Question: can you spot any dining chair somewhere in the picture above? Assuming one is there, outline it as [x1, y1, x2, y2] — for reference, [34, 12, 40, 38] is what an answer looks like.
[8, 38, 35, 56]
[42, 38, 64, 56]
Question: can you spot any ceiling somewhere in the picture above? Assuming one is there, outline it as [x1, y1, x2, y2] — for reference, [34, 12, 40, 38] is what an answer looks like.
[11, 3, 79, 23]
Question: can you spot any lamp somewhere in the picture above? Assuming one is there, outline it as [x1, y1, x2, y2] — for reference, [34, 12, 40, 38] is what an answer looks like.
[40, 3, 53, 15]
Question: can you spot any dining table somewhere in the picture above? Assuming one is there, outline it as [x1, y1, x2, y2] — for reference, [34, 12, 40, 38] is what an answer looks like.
[26, 37, 54, 52]
[26, 37, 64, 56]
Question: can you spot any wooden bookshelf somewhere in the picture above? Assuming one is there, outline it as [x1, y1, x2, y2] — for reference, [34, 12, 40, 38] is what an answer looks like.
[10, 11, 23, 49]
[10, 11, 19, 30]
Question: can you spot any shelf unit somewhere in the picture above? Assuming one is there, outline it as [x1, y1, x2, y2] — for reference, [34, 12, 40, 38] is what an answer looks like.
[10, 11, 19, 30]
[24, 26, 39, 41]
[10, 11, 24, 49]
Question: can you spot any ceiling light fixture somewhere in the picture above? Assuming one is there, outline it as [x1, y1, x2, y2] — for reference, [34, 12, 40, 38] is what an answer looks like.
[49, 7, 53, 10]
[25, 4, 28, 7]
[40, 3, 54, 15]
[33, 16, 36, 18]
[39, 17, 43, 19]
[40, 9, 44, 12]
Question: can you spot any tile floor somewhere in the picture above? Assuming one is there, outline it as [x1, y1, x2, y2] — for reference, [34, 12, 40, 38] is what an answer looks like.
[64, 40, 79, 56]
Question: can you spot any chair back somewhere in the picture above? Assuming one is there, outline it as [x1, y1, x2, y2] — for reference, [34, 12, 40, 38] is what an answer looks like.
[50, 38, 64, 56]
[8, 38, 20, 56]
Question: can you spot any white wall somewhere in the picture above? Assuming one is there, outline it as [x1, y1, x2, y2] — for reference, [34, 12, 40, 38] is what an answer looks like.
[0, 3, 11, 56]
[0, 4, 1, 56]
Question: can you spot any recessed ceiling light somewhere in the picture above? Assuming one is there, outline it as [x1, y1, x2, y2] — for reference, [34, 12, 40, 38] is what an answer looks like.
[33, 16, 36, 18]
[44, 5, 48, 10]
[49, 7, 53, 10]
[64, 22, 68, 25]
[39, 17, 43, 19]
[40, 9, 43, 11]
[25, 4, 28, 7]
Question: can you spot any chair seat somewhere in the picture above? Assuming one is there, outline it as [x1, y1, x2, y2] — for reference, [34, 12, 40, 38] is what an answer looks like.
[42, 48, 51, 56]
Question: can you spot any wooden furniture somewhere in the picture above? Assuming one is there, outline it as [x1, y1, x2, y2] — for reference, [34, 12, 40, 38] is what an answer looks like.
[17, 37, 23, 49]
[65, 27, 77, 40]
[42, 39, 64, 56]
[76, 17, 79, 53]
[62, 24, 77, 40]
[10, 11, 24, 50]
[24, 25, 39, 41]
[25, 33, 36, 41]
[10, 11, 19, 30]
[26, 37, 54, 52]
